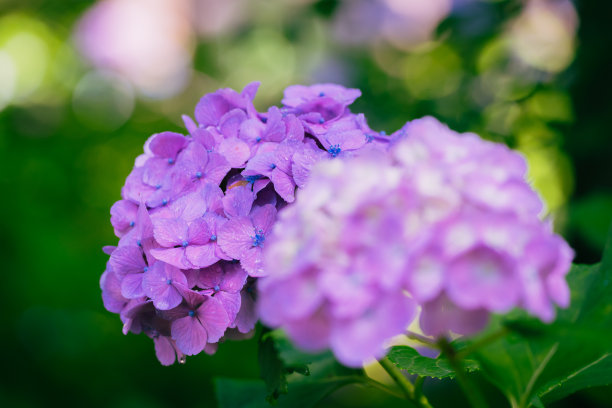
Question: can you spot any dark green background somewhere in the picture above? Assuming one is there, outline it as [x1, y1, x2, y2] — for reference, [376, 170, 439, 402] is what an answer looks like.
[1, 0, 611, 406]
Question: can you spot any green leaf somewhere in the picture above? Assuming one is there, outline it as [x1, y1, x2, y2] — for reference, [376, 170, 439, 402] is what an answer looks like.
[473, 222, 612, 407]
[258, 329, 290, 402]
[387, 345, 479, 379]
[257, 329, 347, 403]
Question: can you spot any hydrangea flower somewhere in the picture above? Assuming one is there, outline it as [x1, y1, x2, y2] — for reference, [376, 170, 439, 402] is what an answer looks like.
[101, 81, 378, 364]
[258, 117, 572, 366]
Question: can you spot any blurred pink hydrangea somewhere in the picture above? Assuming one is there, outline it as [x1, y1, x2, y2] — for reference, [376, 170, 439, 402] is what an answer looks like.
[258, 116, 573, 365]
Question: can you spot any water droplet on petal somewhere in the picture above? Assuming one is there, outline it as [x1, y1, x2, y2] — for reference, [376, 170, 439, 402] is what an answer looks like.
[178, 355, 186, 364]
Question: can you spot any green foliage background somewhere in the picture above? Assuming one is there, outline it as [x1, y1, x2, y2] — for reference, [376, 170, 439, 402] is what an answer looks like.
[0, 0, 611, 406]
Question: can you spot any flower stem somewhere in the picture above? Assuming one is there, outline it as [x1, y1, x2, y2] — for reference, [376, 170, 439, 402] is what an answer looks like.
[379, 357, 434, 408]
[438, 338, 487, 408]
[406, 330, 437, 346]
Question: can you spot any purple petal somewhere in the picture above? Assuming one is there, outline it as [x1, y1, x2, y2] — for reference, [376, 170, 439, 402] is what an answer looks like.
[186, 244, 219, 268]
[154, 335, 178, 366]
[241, 81, 260, 101]
[218, 137, 251, 167]
[234, 290, 257, 333]
[216, 291, 242, 323]
[195, 94, 232, 127]
[217, 217, 254, 259]
[110, 200, 138, 237]
[243, 152, 275, 176]
[223, 185, 255, 218]
[142, 263, 187, 310]
[171, 316, 208, 355]
[192, 127, 217, 150]
[153, 218, 188, 247]
[148, 132, 189, 159]
[251, 204, 277, 233]
[270, 170, 295, 203]
[205, 152, 231, 185]
[197, 296, 230, 343]
[101, 269, 128, 313]
[121, 273, 145, 299]
[187, 218, 212, 245]
[150, 247, 191, 270]
[220, 109, 247, 139]
[284, 309, 331, 352]
[109, 246, 146, 276]
[240, 247, 264, 277]
[219, 263, 248, 292]
[182, 114, 197, 135]
[329, 293, 416, 367]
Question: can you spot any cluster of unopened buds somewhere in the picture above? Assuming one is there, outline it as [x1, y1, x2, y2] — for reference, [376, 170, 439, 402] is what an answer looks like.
[101, 82, 573, 367]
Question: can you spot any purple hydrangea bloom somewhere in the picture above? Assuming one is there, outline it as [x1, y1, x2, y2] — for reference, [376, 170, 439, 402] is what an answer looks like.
[102, 82, 380, 365]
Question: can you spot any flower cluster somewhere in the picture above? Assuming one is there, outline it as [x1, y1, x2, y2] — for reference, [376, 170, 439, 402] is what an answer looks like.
[258, 116, 573, 366]
[101, 82, 383, 364]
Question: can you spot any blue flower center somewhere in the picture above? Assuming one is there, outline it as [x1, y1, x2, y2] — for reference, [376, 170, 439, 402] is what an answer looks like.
[162, 199, 168, 206]
[129, 221, 135, 227]
[252, 229, 265, 247]
[182, 240, 189, 248]
[143, 266, 149, 272]
[168, 158, 174, 164]
[188, 310, 195, 317]
[365, 133, 374, 143]
[213, 285, 220, 292]
[270, 163, 276, 170]
[318, 117, 325, 124]
[245, 175, 262, 185]
[137, 239, 142, 247]
[255, 136, 262, 142]
[166, 279, 172, 285]
[318, 92, 325, 97]
[210, 234, 217, 242]
[155, 184, 162, 190]
[328, 144, 341, 157]
[195, 171, 202, 179]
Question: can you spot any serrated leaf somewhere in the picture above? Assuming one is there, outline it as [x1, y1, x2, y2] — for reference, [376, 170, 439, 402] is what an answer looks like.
[388, 345, 479, 379]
